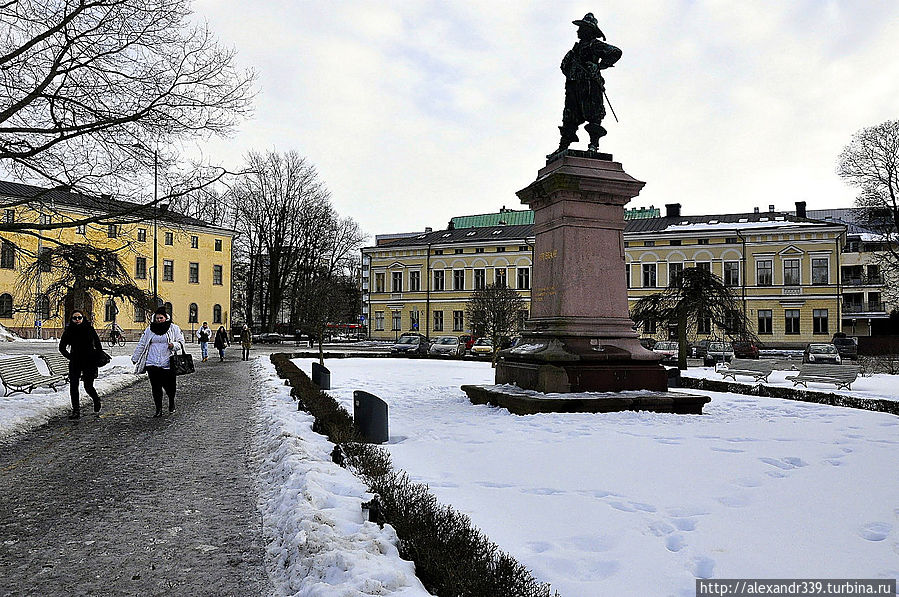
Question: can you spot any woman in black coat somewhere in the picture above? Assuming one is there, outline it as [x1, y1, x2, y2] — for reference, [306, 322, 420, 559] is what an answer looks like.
[213, 326, 230, 361]
[58, 310, 103, 419]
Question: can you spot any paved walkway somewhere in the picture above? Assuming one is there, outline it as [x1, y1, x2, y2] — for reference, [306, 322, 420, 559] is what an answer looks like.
[0, 353, 270, 596]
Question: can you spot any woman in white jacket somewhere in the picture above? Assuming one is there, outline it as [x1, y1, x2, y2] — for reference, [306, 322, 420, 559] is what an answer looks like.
[131, 307, 186, 417]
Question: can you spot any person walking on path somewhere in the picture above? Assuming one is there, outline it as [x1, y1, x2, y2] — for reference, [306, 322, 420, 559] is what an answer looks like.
[213, 325, 230, 361]
[240, 324, 252, 361]
[197, 322, 212, 362]
[58, 309, 103, 419]
[132, 307, 186, 417]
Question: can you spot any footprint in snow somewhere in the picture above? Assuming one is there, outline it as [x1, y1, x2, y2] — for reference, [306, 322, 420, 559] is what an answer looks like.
[690, 555, 716, 579]
[710, 446, 745, 453]
[759, 456, 807, 470]
[859, 522, 892, 542]
[648, 521, 675, 536]
[716, 494, 751, 508]
[666, 534, 686, 552]
[672, 518, 697, 532]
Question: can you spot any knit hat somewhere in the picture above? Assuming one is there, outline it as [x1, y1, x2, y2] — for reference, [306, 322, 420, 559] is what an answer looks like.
[154, 306, 168, 317]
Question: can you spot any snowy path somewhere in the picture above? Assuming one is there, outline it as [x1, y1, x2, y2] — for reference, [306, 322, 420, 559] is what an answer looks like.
[293, 357, 899, 597]
[0, 356, 269, 596]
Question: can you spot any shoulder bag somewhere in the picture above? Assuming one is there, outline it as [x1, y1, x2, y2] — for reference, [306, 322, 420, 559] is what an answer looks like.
[170, 342, 195, 376]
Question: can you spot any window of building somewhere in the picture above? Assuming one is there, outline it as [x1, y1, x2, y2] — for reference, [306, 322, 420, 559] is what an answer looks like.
[375, 273, 385, 293]
[453, 269, 465, 291]
[189, 262, 199, 284]
[134, 304, 145, 323]
[475, 247, 484, 253]
[626, 265, 631, 288]
[784, 309, 800, 334]
[453, 310, 464, 331]
[725, 237, 738, 244]
[163, 259, 173, 281]
[697, 315, 711, 334]
[1, 240, 15, 269]
[723, 309, 740, 332]
[0, 293, 12, 318]
[696, 262, 711, 272]
[668, 263, 683, 287]
[644, 240, 655, 247]
[517, 267, 530, 290]
[135, 256, 147, 279]
[77, 223, 86, 235]
[104, 253, 118, 276]
[161, 231, 172, 245]
[38, 248, 52, 273]
[495, 268, 506, 288]
[496, 247, 506, 252]
[40, 214, 53, 225]
[36, 295, 50, 321]
[213, 265, 223, 285]
[474, 269, 486, 290]
[433, 310, 444, 332]
[137, 228, 146, 242]
[3, 209, 14, 223]
[724, 261, 740, 286]
[213, 304, 222, 324]
[454, 248, 463, 254]
[107, 224, 118, 238]
[190, 235, 199, 249]
[433, 270, 445, 291]
[698, 238, 710, 245]
[409, 271, 421, 292]
[392, 271, 402, 292]
[215, 239, 223, 251]
[392, 311, 401, 331]
[375, 311, 384, 331]
[813, 309, 828, 334]
[517, 309, 528, 330]
[433, 249, 443, 255]
[188, 303, 198, 324]
[757, 260, 773, 286]
[643, 318, 656, 334]
[104, 299, 118, 322]
[642, 263, 657, 288]
[519, 245, 529, 252]
[669, 239, 682, 246]
[783, 259, 800, 286]
[410, 310, 420, 331]
[811, 258, 829, 285]
[164, 302, 173, 317]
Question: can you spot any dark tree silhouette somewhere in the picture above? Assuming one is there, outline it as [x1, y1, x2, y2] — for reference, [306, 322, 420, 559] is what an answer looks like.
[630, 267, 755, 370]
[466, 284, 526, 366]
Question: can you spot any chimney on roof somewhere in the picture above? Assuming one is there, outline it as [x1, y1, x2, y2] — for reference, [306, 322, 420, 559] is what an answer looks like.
[665, 203, 681, 218]
[425, 227, 432, 233]
[768, 204, 775, 212]
[795, 201, 806, 218]
[754, 207, 760, 214]
[498, 220, 507, 225]
[447, 221, 455, 230]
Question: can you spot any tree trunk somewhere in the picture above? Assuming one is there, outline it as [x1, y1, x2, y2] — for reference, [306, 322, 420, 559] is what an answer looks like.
[677, 311, 689, 370]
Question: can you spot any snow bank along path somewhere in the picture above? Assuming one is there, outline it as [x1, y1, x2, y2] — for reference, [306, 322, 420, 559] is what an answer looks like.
[253, 358, 431, 596]
[292, 357, 899, 597]
[0, 354, 140, 440]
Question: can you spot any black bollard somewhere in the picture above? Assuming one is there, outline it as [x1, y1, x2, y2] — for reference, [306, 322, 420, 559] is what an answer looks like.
[353, 390, 389, 444]
[311, 362, 331, 390]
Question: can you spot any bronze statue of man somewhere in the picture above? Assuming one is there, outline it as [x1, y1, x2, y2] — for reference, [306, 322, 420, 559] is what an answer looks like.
[553, 13, 622, 153]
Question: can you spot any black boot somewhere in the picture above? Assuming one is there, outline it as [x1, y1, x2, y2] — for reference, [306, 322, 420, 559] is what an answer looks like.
[68, 410, 80, 420]
[168, 398, 175, 413]
[153, 408, 162, 418]
[93, 398, 101, 413]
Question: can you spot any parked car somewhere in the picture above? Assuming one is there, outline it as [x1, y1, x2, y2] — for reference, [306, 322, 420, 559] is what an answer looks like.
[831, 333, 858, 361]
[803, 343, 842, 364]
[458, 334, 474, 353]
[704, 341, 734, 366]
[639, 337, 657, 350]
[692, 339, 711, 359]
[429, 335, 464, 357]
[390, 333, 429, 355]
[652, 341, 679, 362]
[732, 340, 760, 359]
[470, 337, 495, 356]
[254, 332, 283, 344]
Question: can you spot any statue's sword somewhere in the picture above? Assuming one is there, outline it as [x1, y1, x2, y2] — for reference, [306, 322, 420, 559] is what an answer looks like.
[603, 89, 619, 123]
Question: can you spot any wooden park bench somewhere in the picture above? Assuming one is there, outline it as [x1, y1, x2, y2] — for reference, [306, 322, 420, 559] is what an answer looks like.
[785, 364, 859, 391]
[719, 359, 775, 383]
[39, 353, 71, 383]
[0, 355, 68, 397]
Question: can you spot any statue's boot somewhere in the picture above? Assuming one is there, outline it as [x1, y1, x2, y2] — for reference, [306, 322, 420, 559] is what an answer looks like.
[548, 126, 578, 158]
[586, 123, 607, 151]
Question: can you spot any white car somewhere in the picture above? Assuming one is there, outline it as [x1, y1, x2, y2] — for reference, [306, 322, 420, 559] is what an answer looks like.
[652, 341, 679, 362]
[429, 335, 463, 356]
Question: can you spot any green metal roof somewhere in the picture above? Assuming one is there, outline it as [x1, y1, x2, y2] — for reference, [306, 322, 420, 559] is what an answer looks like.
[449, 206, 659, 229]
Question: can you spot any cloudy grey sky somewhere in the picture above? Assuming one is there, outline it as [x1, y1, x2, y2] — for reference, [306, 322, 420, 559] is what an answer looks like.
[192, 0, 899, 238]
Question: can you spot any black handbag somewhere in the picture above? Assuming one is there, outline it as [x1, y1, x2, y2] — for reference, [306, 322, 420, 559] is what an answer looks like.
[170, 344, 195, 376]
[94, 350, 112, 368]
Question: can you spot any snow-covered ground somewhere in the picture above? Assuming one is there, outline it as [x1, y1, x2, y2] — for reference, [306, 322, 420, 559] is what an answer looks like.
[0, 354, 140, 440]
[291, 357, 899, 597]
[253, 358, 431, 596]
[683, 364, 899, 402]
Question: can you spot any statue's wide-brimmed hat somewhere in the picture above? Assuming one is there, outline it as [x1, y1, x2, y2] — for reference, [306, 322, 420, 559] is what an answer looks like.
[572, 12, 600, 33]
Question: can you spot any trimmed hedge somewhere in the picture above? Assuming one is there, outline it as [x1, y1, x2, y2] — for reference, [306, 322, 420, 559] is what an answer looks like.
[680, 375, 899, 416]
[269, 354, 560, 597]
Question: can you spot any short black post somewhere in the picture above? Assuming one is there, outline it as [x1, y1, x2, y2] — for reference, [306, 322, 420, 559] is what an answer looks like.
[354, 390, 389, 444]
[311, 362, 331, 390]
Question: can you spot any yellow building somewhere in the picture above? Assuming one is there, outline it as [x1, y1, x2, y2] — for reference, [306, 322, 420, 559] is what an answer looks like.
[0, 180, 235, 340]
[362, 202, 854, 348]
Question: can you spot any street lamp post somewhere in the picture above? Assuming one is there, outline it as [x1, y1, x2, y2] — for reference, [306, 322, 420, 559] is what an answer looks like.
[153, 148, 158, 306]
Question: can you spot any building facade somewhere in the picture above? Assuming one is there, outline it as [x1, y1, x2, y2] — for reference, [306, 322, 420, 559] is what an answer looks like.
[363, 202, 858, 348]
[0, 181, 235, 339]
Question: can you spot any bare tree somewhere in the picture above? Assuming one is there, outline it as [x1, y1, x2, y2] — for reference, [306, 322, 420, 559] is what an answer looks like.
[466, 284, 526, 366]
[838, 120, 899, 305]
[298, 274, 361, 365]
[0, 0, 255, 233]
[630, 267, 755, 370]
